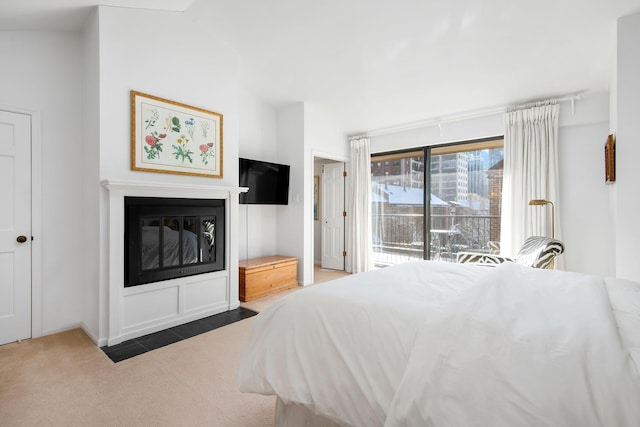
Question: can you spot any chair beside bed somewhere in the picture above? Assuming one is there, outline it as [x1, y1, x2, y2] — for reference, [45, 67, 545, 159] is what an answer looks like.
[456, 235, 565, 268]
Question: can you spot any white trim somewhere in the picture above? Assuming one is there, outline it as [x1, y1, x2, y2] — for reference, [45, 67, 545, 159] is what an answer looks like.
[311, 149, 349, 164]
[31, 111, 43, 339]
[39, 323, 84, 338]
[80, 322, 105, 347]
[102, 179, 249, 195]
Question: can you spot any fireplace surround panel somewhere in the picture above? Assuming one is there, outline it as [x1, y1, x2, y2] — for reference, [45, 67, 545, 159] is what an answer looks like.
[102, 179, 245, 347]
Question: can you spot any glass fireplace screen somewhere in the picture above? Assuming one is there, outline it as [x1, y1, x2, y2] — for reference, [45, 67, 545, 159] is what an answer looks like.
[125, 197, 225, 287]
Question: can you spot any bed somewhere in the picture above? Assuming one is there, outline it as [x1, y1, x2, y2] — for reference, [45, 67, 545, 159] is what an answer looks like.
[238, 261, 640, 426]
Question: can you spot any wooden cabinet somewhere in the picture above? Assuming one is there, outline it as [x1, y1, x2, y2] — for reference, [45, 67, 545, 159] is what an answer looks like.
[239, 255, 298, 302]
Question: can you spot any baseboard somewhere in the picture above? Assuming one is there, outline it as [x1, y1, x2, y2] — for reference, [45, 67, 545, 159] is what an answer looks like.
[79, 322, 106, 346]
[41, 323, 83, 338]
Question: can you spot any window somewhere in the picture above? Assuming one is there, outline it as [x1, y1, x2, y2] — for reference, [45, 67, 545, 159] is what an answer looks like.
[371, 138, 503, 267]
[371, 150, 425, 266]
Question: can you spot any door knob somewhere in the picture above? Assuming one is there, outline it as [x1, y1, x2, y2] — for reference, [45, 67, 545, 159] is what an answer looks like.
[16, 235, 27, 243]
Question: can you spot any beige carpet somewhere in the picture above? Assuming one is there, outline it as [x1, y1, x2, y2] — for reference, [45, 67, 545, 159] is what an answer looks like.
[0, 266, 349, 427]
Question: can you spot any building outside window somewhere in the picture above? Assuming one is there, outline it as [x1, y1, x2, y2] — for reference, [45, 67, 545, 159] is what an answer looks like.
[371, 138, 504, 267]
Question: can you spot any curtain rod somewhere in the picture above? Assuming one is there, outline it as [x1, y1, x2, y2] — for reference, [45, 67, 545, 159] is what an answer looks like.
[350, 91, 583, 139]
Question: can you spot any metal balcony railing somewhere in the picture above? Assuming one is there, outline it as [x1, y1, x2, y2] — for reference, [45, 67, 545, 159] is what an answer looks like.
[372, 213, 501, 266]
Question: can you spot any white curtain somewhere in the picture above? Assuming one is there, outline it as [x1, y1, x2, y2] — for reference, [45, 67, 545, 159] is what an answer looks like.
[501, 101, 561, 261]
[346, 137, 373, 273]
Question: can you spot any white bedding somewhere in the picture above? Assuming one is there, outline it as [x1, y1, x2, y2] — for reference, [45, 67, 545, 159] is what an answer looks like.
[238, 261, 640, 427]
[605, 276, 640, 374]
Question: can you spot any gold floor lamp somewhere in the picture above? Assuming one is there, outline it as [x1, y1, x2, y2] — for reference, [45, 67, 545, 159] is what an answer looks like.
[529, 199, 556, 268]
[528, 199, 555, 239]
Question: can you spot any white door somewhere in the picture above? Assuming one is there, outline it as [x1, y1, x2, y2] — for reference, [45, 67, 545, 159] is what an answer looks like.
[321, 162, 345, 270]
[0, 110, 32, 345]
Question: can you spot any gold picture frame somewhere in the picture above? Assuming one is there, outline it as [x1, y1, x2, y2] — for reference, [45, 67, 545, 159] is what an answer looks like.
[131, 90, 223, 178]
[605, 133, 615, 184]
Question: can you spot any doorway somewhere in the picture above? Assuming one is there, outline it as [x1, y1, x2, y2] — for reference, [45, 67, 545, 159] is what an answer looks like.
[312, 155, 347, 278]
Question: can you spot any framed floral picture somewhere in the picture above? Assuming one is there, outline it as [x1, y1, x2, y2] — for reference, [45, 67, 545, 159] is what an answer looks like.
[131, 90, 223, 178]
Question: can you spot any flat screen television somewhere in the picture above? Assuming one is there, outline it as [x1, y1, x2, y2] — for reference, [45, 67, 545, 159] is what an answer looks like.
[239, 158, 290, 205]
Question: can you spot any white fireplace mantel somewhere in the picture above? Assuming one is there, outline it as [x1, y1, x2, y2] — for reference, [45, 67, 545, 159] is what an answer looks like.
[102, 179, 248, 196]
[101, 179, 248, 346]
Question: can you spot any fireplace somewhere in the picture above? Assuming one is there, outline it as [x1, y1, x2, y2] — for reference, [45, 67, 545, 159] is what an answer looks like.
[102, 179, 246, 347]
[124, 197, 225, 287]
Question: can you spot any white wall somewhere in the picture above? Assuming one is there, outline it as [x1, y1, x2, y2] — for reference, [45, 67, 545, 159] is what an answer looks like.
[305, 103, 350, 159]
[275, 103, 306, 282]
[97, 5, 240, 187]
[557, 92, 613, 276]
[0, 31, 85, 336]
[371, 114, 503, 154]
[238, 87, 279, 260]
[609, 30, 618, 275]
[369, 91, 614, 277]
[305, 104, 348, 280]
[307, 103, 349, 268]
[615, 13, 640, 282]
[81, 10, 102, 341]
[94, 4, 242, 341]
[272, 102, 348, 285]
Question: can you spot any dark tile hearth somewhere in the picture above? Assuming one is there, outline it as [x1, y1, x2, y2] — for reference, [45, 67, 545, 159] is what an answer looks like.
[101, 307, 258, 363]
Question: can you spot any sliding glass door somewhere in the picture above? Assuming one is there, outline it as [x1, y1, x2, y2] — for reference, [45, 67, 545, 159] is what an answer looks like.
[371, 150, 425, 266]
[371, 138, 503, 267]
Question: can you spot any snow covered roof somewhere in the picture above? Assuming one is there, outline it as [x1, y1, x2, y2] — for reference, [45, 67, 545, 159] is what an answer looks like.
[372, 184, 448, 206]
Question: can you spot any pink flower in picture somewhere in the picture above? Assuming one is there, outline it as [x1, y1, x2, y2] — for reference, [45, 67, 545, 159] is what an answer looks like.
[200, 142, 215, 166]
[143, 131, 164, 160]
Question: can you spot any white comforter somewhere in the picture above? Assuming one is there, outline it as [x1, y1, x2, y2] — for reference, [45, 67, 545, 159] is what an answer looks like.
[238, 261, 640, 427]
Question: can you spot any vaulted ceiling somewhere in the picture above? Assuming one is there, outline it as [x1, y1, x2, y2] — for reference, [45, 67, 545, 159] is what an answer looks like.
[2, 0, 639, 134]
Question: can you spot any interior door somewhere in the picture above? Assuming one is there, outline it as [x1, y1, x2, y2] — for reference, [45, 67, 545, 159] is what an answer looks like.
[321, 162, 345, 270]
[0, 110, 32, 345]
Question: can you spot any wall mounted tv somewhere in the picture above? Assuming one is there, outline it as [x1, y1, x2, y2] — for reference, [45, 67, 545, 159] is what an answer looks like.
[239, 158, 291, 205]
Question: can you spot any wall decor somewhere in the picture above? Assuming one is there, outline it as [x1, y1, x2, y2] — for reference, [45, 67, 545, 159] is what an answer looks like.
[131, 90, 223, 178]
[605, 133, 615, 184]
[314, 175, 320, 220]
